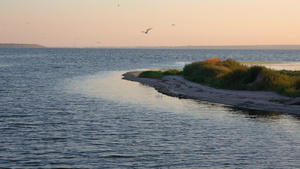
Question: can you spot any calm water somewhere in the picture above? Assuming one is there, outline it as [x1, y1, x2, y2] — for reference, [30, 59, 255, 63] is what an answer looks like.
[1, 48, 300, 168]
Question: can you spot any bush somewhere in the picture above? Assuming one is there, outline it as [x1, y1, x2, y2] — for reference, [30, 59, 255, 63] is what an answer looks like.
[222, 59, 245, 70]
[163, 69, 182, 76]
[139, 71, 164, 78]
[204, 57, 222, 64]
[182, 57, 300, 97]
[140, 58, 300, 97]
[253, 68, 292, 91]
[139, 69, 182, 79]
[295, 77, 300, 89]
[244, 66, 266, 84]
[277, 86, 300, 97]
[218, 68, 248, 90]
[183, 59, 231, 84]
[278, 70, 300, 76]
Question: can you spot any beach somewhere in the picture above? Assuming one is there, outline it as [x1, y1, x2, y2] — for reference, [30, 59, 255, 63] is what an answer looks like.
[243, 62, 300, 71]
[123, 71, 300, 115]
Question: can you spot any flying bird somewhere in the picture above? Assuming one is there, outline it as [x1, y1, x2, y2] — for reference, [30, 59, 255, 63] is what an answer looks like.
[142, 28, 152, 34]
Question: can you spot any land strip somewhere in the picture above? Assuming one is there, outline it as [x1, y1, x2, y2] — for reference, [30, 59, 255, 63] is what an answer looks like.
[123, 71, 300, 115]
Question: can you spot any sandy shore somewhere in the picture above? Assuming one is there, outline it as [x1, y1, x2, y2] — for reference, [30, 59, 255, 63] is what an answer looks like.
[122, 71, 300, 115]
[243, 62, 300, 71]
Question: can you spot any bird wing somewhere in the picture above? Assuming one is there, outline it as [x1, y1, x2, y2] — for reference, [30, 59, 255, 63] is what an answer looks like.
[142, 28, 152, 34]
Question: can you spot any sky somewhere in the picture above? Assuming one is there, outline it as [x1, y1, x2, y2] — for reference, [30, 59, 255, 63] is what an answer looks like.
[1, 0, 300, 47]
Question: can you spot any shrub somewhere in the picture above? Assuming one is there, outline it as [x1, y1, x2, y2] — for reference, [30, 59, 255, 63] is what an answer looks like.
[163, 69, 182, 76]
[222, 59, 245, 70]
[256, 69, 292, 91]
[218, 68, 248, 90]
[139, 71, 164, 78]
[183, 59, 231, 84]
[279, 70, 300, 77]
[295, 77, 300, 89]
[140, 58, 300, 97]
[277, 86, 300, 97]
[182, 57, 300, 97]
[206, 57, 222, 63]
[244, 66, 266, 84]
[139, 69, 182, 79]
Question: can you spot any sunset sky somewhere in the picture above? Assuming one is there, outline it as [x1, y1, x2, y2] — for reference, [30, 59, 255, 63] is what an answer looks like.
[1, 0, 300, 47]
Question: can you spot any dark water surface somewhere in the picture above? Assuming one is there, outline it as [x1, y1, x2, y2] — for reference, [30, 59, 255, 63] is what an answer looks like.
[1, 48, 300, 168]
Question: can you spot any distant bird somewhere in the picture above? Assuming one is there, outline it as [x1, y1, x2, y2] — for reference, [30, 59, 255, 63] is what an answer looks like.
[142, 28, 152, 34]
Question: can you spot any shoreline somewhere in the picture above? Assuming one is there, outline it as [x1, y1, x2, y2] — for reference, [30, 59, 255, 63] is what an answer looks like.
[242, 62, 300, 71]
[122, 71, 300, 115]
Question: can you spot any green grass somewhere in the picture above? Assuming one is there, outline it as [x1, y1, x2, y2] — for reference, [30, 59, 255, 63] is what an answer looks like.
[138, 58, 300, 97]
[182, 58, 300, 97]
[139, 69, 182, 79]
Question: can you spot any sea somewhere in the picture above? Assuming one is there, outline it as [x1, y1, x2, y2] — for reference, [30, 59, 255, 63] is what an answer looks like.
[1, 48, 300, 168]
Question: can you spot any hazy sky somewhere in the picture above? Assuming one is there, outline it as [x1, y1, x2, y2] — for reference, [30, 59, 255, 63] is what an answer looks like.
[1, 0, 300, 47]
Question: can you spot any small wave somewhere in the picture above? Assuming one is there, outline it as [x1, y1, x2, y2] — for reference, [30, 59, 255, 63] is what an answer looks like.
[102, 154, 136, 159]
[0, 64, 12, 68]
[41, 137, 67, 141]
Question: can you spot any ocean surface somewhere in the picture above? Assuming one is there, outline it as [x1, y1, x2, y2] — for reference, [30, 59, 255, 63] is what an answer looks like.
[1, 48, 300, 168]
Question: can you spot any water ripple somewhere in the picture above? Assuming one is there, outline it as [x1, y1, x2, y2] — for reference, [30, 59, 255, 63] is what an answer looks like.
[1, 48, 300, 168]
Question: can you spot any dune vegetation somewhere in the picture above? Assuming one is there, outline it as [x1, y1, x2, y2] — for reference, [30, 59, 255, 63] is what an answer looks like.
[139, 69, 182, 79]
[139, 58, 300, 97]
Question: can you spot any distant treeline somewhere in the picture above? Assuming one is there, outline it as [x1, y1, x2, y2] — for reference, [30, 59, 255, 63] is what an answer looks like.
[0, 43, 45, 48]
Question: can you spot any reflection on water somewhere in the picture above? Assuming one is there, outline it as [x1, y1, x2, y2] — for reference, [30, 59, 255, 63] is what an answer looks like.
[66, 71, 235, 115]
[75, 70, 300, 138]
[64, 71, 300, 168]
[67, 70, 300, 123]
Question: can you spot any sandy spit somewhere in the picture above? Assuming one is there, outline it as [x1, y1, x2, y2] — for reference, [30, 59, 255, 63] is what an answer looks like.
[122, 71, 300, 115]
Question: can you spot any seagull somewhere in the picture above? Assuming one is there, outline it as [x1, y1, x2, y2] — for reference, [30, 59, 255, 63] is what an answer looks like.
[142, 28, 152, 34]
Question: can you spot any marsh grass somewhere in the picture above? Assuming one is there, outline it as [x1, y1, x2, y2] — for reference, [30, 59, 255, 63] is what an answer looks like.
[182, 58, 300, 97]
[139, 69, 182, 79]
[139, 71, 165, 78]
[138, 58, 300, 97]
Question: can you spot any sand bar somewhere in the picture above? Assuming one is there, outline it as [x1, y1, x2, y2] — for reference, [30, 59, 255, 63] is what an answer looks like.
[123, 72, 300, 115]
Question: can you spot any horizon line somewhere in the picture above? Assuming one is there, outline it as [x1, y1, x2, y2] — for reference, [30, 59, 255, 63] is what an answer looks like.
[2, 43, 300, 50]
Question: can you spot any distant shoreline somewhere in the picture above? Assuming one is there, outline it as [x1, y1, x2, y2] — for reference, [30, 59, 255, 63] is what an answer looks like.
[2, 44, 300, 50]
[134, 45, 300, 50]
[0, 43, 45, 48]
[65, 45, 300, 50]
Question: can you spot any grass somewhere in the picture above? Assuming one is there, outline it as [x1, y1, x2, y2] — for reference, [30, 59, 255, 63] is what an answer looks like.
[182, 58, 300, 97]
[138, 58, 300, 97]
[139, 69, 182, 79]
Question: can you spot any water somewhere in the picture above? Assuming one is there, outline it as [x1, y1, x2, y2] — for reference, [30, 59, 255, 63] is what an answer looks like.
[1, 48, 300, 168]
